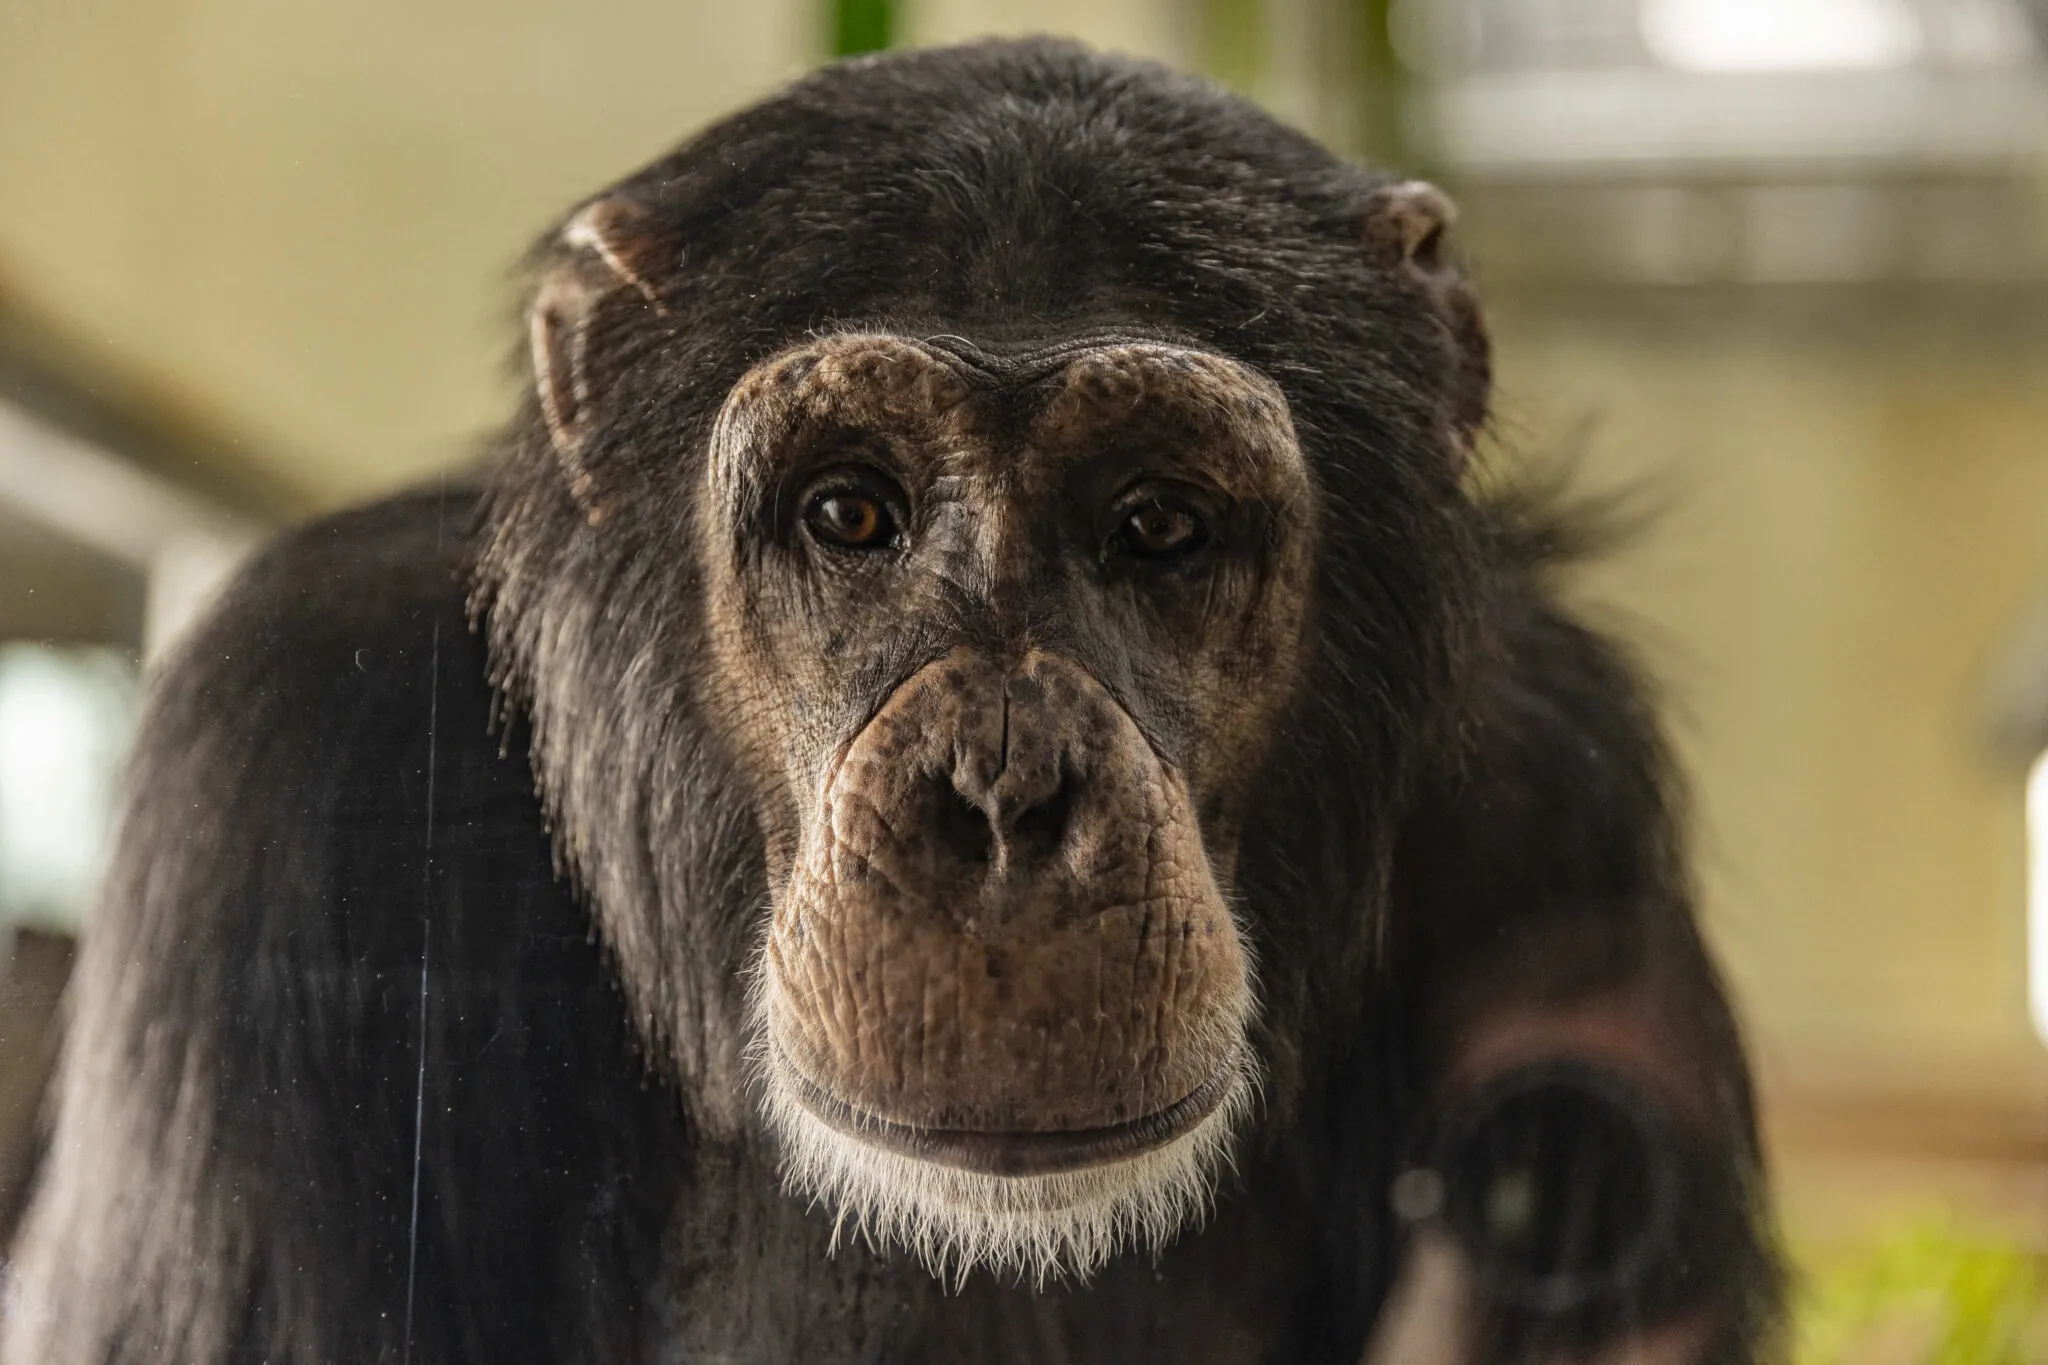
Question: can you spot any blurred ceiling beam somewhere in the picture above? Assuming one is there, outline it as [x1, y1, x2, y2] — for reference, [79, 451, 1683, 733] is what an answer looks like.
[0, 276, 308, 522]
[1430, 68, 2048, 176]
[0, 383, 264, 660]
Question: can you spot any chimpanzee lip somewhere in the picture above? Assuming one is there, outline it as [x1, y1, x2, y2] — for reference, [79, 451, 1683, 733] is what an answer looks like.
[775, 1045, 1239, 1177]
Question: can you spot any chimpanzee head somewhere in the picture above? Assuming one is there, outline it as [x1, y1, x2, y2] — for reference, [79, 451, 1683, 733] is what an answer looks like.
[476, 39, 1492, 1282]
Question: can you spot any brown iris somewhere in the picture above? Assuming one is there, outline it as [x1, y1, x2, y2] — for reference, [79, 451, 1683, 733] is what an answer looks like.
[1119, 499, 1206, 558]
[805, 489, 895, 549]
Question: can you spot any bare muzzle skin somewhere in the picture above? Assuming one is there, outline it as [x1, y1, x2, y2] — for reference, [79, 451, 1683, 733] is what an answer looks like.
[766, 648, 1250, 1176]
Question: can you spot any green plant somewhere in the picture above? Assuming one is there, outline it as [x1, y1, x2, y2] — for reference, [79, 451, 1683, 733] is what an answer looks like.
[829, 0, 895, 58]
[1791, 1219, 2048, 1365]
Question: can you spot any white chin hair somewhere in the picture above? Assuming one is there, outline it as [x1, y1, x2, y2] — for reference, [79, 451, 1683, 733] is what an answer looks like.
[760, 1063, 1257, 1288]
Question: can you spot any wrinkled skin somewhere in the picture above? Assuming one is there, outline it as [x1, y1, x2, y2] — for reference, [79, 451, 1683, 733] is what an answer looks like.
[696, 336, 1311, 1155]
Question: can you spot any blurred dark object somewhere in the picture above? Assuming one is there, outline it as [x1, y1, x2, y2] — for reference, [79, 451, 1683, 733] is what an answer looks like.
[1397, 1061, 1759, 1352]
[0, 294, 269, 659]
[1987, 586, 2048, 765]
[0, 929, 73, 1249]
[0, 509, 143, 648]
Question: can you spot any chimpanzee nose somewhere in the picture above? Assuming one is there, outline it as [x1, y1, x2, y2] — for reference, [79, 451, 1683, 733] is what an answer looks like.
[927, 670, 1080, 875]
[980, 760, 1078, 870]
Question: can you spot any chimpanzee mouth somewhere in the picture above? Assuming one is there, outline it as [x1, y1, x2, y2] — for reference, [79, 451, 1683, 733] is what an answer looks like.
[761, 1032, 1256, 1281]
[774, 1044, 1241, 1177]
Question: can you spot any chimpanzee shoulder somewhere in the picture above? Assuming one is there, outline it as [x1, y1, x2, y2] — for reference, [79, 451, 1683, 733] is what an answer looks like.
[7, 486, 677, 1365]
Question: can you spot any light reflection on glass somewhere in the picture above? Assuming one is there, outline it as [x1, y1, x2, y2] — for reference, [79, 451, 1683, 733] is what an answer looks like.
[1640, 0, 1923, 72]
[0, 643, 137, 933]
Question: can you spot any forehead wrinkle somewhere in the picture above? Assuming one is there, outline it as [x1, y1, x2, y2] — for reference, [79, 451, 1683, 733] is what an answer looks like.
[916, 330, 1183, 385]
[1032, 345, 1306, 497]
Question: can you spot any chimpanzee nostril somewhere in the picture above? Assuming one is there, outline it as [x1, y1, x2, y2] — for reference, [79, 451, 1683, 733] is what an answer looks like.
[925, 760, 1077, 877]
[1001, 774, 1074, 867]
[930, 778, 996, 866]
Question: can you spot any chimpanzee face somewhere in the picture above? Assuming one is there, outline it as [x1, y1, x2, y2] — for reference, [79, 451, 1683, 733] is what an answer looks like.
[693, 331, 1317, 1280]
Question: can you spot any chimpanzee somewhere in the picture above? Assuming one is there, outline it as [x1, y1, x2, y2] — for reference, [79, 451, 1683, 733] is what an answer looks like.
[2, 38, 1779, 1365]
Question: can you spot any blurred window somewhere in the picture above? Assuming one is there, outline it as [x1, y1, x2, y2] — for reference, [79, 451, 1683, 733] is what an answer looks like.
[1394, 0, 2048, 284]
[0, 643, 136, 933]
[1640, 0, 1924, 72]
[1404, 0, 2042, 73]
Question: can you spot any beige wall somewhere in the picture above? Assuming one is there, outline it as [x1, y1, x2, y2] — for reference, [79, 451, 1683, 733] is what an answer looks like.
[0, 0, 808, 507]
[909, 0, 1197, 66]
[1489, 292, 2048, 1233]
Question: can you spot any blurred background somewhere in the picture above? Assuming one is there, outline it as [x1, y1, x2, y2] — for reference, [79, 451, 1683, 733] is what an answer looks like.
[2, 0, 2047, 1354]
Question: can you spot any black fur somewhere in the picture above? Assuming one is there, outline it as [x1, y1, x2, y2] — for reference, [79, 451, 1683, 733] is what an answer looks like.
[4, 40, 1778, 1364]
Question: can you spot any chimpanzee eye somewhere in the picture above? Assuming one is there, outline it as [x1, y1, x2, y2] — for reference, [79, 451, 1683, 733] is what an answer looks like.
[803, 486, 899, 551]
[1114, 496, 1209, 560]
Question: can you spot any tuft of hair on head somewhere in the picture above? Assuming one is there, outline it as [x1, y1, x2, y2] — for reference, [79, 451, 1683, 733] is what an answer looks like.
[1466, 429, 1680, 579]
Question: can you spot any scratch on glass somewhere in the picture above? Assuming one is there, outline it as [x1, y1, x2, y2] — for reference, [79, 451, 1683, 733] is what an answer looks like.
[402, 494, 445, 1363]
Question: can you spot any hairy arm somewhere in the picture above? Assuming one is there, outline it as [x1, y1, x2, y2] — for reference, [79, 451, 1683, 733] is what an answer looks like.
[1383, 586, 1781, 1364]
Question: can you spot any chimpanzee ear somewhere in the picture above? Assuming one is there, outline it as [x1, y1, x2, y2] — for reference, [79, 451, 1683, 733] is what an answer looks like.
[527, 197, 676, 522]
[1362, 181, 1492, 469]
